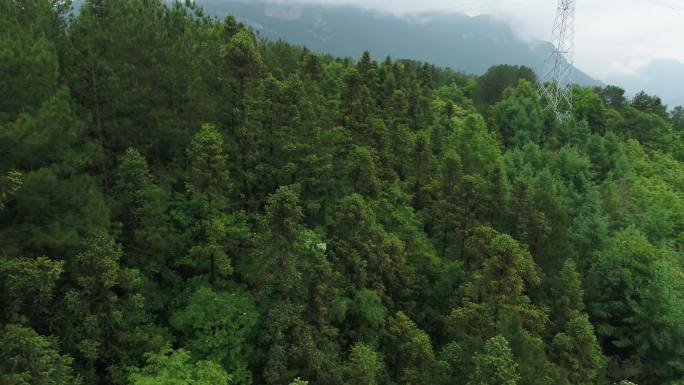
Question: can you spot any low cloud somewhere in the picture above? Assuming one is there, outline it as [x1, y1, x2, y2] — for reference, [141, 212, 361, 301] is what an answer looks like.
[264, 0, 684, 80]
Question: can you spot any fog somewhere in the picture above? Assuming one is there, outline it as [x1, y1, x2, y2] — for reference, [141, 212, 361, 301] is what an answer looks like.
[263, 0, 684, 81]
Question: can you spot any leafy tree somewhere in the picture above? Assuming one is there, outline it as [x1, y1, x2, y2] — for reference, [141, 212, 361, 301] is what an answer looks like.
[548, 261, 605, 385]
[613, 105, 672, 149]
[225, 28, 263, 111]
[596, 86, 627, 110]
[330, 194, 415, 304]
[473, 65, 536, 107]
[2, 3, 684, 385]
[0, 20, 59, 124]
[385, 311, 439, 385]
[56, 232, 166, 384]
[170, 286, 257, 385]
[246, 186, 343, 384]
[0, 168, 110, 257]
[184, 124, 239, 283]
[493, 80, 544, 147]
[347, 146, 382, 197]
[671, 106, 684, 131]
[448, 227, 551, 385]
[551, 314, 605, 385]
[427, 149, 465, 259]
[129, 348, 230, 385]
[0, 324, 82, 385]
[187, 123, 231, 199]
[0, 171, 21, 212]
[342, 67, 374, 135]
[468, 335, 519, 385]
[0, 80, 108, 258]
[632, 91, 668, 119]
[345, 343, 385, 385]
[451, 226, 542, 315]
[113, 148, 182, 297]
[506, 178, 551, 256]
[586, 229, 684, 385]
[345, 289, 388, 344]
[0, 256, 63, 326]
[573, 87, 607, 133]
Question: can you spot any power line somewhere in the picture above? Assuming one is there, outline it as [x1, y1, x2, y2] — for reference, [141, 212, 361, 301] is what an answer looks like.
[538, 0, 576, 122]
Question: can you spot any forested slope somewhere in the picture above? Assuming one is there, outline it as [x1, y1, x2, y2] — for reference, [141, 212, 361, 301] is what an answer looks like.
[1, 1, 684, 385]
[195, 0, 599, 87]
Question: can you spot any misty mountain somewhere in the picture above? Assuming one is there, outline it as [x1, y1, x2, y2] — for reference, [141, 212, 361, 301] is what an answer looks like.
[198, 0, 599, 86]
[606, 58, 684, 108]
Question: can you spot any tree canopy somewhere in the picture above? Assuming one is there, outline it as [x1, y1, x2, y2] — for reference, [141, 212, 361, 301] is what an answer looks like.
[1, 1, 683, 385]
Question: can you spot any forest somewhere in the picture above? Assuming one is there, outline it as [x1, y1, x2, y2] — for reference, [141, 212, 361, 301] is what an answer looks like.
[1, 1, 684, 385]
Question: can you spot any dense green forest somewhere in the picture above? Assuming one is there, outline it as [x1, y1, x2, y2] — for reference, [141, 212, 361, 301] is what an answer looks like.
[1, 1, 684, 385]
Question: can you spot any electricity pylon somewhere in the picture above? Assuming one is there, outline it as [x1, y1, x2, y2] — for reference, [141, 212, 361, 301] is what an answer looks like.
[538, 0, 576, 121]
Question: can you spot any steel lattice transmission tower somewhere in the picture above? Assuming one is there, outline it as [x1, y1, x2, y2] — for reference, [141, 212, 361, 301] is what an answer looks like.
[538, 0, 576, 121]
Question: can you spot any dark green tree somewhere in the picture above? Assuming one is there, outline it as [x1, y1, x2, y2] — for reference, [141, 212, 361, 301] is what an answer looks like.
[586, 229, 684, 384]
[0, 325, 82, 385]
[493, 80, 544, 147]
[474, 65, 536, 107]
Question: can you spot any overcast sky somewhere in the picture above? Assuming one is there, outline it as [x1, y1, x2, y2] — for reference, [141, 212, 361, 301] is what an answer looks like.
[266, 0, 684, 80]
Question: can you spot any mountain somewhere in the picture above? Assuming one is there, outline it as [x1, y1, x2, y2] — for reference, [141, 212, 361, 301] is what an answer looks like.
[198, 0, 600, 86]
[606, 58, 684, 108]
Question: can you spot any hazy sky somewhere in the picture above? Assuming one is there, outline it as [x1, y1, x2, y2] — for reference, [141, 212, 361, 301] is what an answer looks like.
[266, 0, 684, 80]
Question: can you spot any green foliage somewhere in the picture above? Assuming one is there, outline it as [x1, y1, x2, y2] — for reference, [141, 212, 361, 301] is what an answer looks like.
[547, 261, 605, 384]
[0, 325, 82, 385]
[1, 2, 683, 385]
[171, 286, 257, 385]
[0, 169, 110, 256]
[573, 87, 607, 133]
[0, 256, 63, 325]
[345, 343, 385, 385]
[57, 232, 167, 384]
[129, 348, 230, 385]
[0, 32, 59, 124]
[385, 311, 439, 385]
[632, 91, 668, 119]
[225, 29, 264, 83]
[672, 106, 684, 131]
[586, 229, 684, 384]
[346, 289, 388, 343]
[455, 226, 541, 309]
[0, 170, 22, 211]
[187, 124, 231, 198]
[493, 80, 544, 147]
[474, 65, 536, 106]
[469, 335, 519, 385]
[551, 314, 605, 385]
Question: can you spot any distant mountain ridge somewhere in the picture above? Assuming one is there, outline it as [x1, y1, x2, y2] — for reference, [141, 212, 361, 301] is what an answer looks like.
[199, 0, 600, 86]
[606, 58, 684, 108]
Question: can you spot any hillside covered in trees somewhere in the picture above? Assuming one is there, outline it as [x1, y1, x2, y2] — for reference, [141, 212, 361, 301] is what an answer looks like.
[2, 1, 684, 385]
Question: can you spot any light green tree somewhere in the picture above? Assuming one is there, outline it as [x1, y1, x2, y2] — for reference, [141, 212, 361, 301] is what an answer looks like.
[129, 348, 230, 385]
[468, 335, 519, 385]
[346, 343, 384, 385]
[171, 287, 257, 385]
